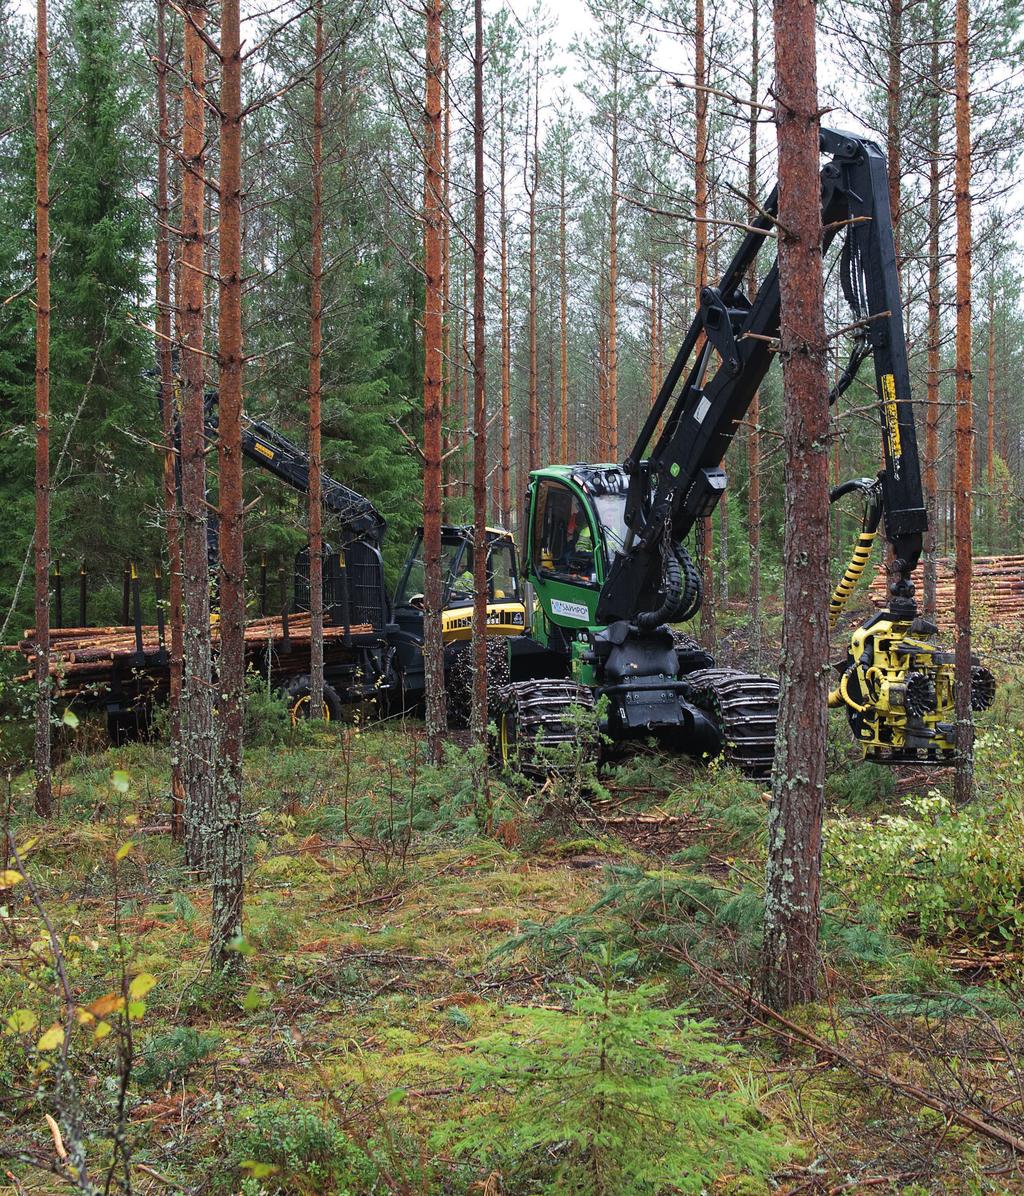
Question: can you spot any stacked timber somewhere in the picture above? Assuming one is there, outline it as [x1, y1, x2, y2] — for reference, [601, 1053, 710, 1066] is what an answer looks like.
[868, 555, 1024, 625]
[9, 612, 373, 695]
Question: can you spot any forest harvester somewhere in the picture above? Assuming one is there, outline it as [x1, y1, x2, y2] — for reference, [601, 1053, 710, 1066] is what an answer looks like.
[488, 128, 995, 779]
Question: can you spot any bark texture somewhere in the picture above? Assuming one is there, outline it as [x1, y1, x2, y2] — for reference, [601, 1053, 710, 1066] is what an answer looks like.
[470, 0, 489, 755]
[308, 3, 325, 719]
[33, 0, 52, 818]
[953, 0, 974, 806]
[923, 11, 941, 617]
[155, 0, 185, 840]
[180, 0, 216, 868]
[498, 71, 511, 523]
[747, 0, 762, 662]
[762, 0, 831, 1010]
[526, 47, 540, 474]
[423, 0, 447, 764]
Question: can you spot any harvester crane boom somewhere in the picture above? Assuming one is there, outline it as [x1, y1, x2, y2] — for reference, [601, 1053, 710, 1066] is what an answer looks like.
[598, 128, 927, 627]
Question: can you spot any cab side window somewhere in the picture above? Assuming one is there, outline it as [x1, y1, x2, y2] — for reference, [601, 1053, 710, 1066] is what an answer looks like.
[532, 481, 597, 585]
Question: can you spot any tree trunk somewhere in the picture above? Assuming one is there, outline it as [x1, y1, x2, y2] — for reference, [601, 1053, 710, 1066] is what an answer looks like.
[212, 0, 245, 964]
[471, 0, 489, 764]
[607, 60, 619, 462]
[155, 0, 185, 838]
[747, 0, 761, 662]
[923, 12, 940, 617]
[560, 146, 569, 463]
[762, 0, 831, 1010]
[180, 0, 216, 869]
[952, 0, 973, 806]
[33, 0, 52, 819]
[499, 74, 511, 524]
[423, 0, 447, 765]
[526, 49, 540, 473]
[308, 3, 325, 719]
[694, 0, 715, 651]
[886, 0, 902, 268]
[986, 286, 995, 549]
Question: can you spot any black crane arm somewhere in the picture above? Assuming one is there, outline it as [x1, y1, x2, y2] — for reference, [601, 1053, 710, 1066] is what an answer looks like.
[597, 129, 927, 626]
[202, 394, 387, 548]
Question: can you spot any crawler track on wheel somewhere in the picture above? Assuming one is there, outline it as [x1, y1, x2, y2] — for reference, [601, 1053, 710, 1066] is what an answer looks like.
[493, 679, 596, 777]
[681, 667, 779, 779]
[445, 638, 511, 728]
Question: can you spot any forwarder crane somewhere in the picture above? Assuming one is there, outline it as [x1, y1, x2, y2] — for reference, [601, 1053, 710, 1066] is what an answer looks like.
[202, 395, 529, 724]
[492, 128, 994, 779]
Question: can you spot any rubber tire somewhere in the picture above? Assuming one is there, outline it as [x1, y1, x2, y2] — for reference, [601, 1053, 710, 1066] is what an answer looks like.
[283, 674, 343, 723]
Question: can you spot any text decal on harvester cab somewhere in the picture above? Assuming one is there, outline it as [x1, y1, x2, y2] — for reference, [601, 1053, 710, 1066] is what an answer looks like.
[551, 599, 590, 622]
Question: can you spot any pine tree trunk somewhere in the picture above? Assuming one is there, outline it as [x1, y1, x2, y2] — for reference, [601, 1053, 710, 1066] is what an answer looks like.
[180, 0, 216, 869]
[694, 0, 715, 651]
[499, 77, 512, 524]
[762, 0, 831, 1010]
[747, 0, 761, 662]
[560, 149, 569, 463]
[33, 0, 52, 819]
[607, 61, 619, 462]
[308, 3, 325, 719]
[212, 0, 245, 964]
[952, 0, 974, 806]
[470, 0, 489, 758]
[527, 51, 540, 474]
[923, 24, 940, 615]
[156, 0, 185, 838]
[986, 287, 995, 549]
[423, 0, 447, 765]
[886, 0, 902, 268]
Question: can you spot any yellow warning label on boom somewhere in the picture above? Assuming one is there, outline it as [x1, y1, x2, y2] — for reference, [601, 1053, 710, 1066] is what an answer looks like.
[881, 373, 902, 462]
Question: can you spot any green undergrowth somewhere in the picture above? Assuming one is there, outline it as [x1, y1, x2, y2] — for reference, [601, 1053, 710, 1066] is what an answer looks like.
[2, 697, 1023, 1193]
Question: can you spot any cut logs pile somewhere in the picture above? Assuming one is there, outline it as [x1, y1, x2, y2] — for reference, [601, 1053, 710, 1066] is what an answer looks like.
[7, 612, 373, 697]
[868, 555, 1024, 626]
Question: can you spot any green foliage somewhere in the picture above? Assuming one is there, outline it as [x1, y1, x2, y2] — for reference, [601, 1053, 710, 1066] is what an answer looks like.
[136, 1026, 222, 1089]
[243, 672, 293, 748]
[230, 1100, 379, 1195]
[438, 971, 789, 1195]
[827, 730, 1024, 943]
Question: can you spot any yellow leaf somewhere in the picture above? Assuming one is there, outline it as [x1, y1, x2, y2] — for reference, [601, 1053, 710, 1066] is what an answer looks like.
[17, 837, 38, 855]
[93, 1020, 112, 1041]
[36, 1024, 63, 1051]
[45, 1113, 68, 1161]
[115, 842, 134, 862]
[127, 1000, 146, 1020]
[110, 770, 130, 793]
[87, 992, 124, 1018]
[74, 1007, 95, 1025]
[128, 973, 156, 1000]
[0, 870, 24, 888]
[6, 1009, 38, 1034]
[61, 708, 80, 729]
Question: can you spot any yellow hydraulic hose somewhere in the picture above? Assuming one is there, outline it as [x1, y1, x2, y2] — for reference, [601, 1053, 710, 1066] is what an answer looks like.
[828, 529, 878, 630]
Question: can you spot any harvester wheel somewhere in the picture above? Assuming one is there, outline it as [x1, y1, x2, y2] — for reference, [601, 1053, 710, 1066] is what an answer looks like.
[492, 679, 598, 778]
[682, 667, 779, 779]
[670, 629, 715, 676]
[445, 638, 511, 729]
[283, 674, 343, 724]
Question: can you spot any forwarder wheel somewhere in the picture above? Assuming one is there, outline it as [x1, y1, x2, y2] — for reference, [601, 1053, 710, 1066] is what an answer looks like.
[445, 638, 511, 729]
[682, 667, 779, 780]
[492, 679, 597, 779]
[283, 674, 343, 724]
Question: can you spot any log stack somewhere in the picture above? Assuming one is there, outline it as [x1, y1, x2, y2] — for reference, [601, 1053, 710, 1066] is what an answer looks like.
[9, 612, 373, 697]
[868, 555, 1024, 626]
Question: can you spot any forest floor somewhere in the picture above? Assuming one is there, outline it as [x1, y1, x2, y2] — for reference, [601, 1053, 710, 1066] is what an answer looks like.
[2, 612, 1024, 1195]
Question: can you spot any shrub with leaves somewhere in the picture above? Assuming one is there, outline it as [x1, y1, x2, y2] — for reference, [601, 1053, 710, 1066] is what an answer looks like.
[827, 730, 1024, 943]
[229, 1100, 379, 1195]
[437, 973, 788, 1195]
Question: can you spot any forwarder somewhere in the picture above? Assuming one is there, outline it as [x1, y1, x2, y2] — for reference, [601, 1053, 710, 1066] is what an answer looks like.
[491, 128, 994, 779]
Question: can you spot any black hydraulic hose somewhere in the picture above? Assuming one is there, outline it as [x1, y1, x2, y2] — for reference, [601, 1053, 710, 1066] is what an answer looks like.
[636, 542, 683, 629]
